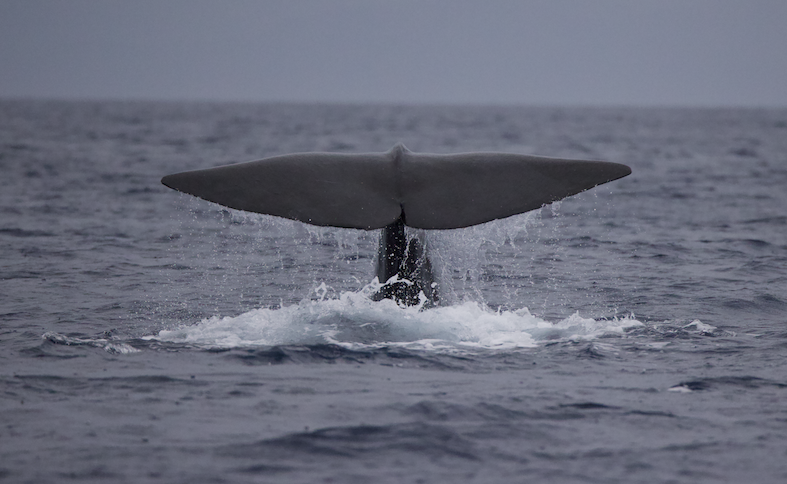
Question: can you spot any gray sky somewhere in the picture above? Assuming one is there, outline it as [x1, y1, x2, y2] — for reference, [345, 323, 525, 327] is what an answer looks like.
[2, 0, 786, 106]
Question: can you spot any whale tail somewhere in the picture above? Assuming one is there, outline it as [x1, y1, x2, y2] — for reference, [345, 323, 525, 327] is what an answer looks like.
[162, 144, 631, 306]
[161, 143, 631, 230]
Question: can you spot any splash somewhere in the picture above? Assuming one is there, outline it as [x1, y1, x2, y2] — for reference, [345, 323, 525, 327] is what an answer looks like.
[149, 282, 641, 351]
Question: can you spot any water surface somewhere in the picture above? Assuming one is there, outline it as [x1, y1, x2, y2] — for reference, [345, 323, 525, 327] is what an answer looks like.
[1, 101, 786, 483]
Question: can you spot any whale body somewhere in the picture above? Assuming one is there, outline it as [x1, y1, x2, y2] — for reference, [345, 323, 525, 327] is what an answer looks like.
[162, 144, 631, 306]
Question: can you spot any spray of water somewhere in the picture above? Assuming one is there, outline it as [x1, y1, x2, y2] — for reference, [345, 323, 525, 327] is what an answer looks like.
[152, 199, 636, 350]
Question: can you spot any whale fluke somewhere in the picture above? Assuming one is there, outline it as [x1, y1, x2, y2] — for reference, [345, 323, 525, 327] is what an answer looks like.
[161, 143, 631, 230]
[162, 144, 630, 307]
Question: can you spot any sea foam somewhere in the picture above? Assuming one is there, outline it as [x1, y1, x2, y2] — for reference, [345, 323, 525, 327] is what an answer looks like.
[150, 282, 641, 350]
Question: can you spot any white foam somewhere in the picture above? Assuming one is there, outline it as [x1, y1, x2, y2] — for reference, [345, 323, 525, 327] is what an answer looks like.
[43, 332, 141, 354]
[668, 384, 694, 393]
[149, 283, 642, 351]
[683, 319, 717, 334]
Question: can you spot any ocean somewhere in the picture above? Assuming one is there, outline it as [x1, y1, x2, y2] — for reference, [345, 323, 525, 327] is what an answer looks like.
[1, 100, 786, 483]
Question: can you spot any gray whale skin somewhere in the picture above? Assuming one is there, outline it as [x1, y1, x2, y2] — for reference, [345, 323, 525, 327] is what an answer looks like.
[162, 143, 631, 306]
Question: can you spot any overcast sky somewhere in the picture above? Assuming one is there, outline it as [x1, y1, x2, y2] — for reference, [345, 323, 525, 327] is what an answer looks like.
[1, 0, 786, 106]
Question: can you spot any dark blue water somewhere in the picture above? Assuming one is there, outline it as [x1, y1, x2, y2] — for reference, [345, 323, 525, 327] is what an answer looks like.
[2, 100, 786, 483]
